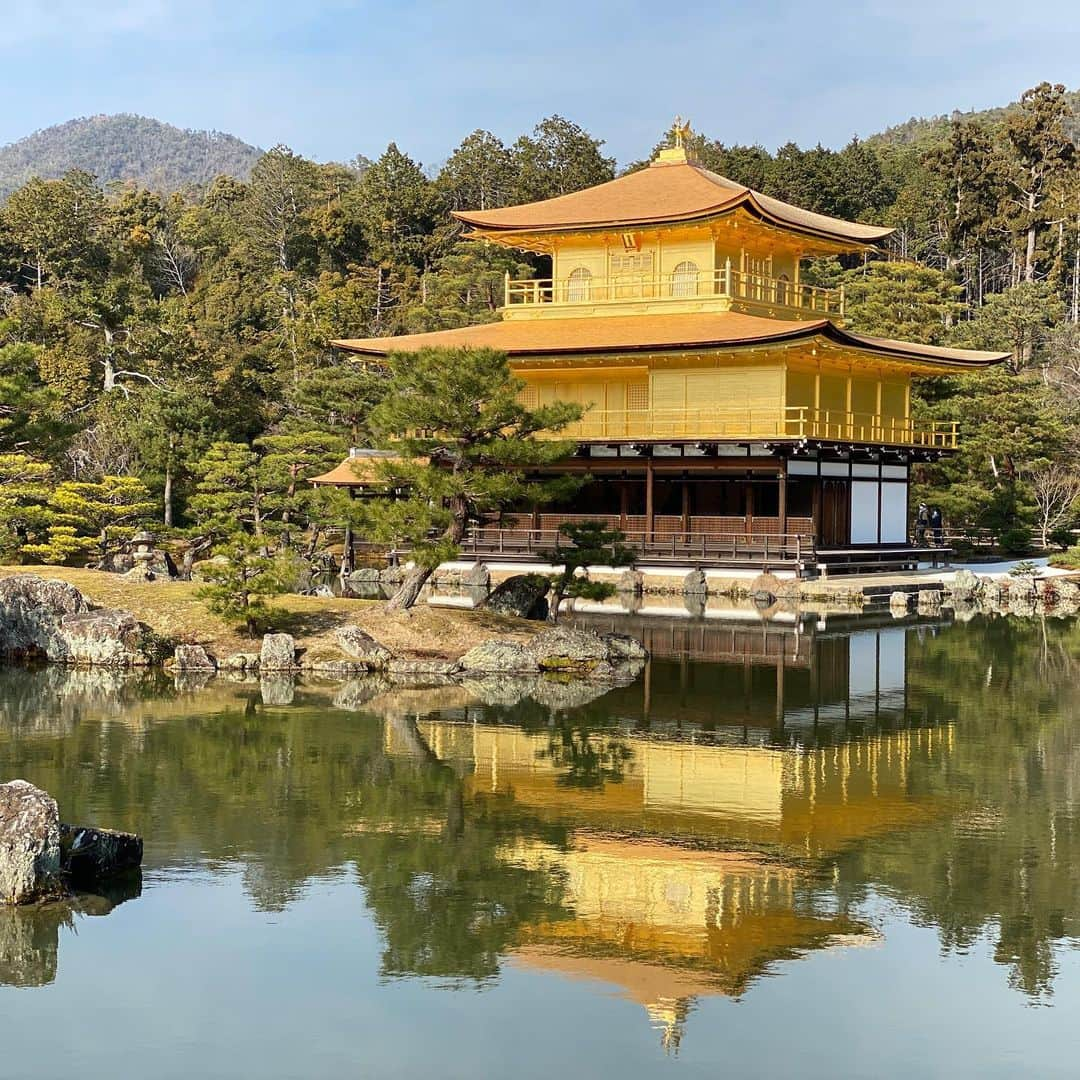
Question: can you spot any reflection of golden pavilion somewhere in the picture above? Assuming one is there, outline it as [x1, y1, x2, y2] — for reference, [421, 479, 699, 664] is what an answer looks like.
[503, 834, 872, 1049]
[382, 711, 951, 1047]
[393, 720, 954, 857]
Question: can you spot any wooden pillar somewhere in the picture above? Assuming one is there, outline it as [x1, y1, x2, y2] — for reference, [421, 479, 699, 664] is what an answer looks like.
[778, 466, 788, 536]
[681, 480, 691, 537]
[812, 480, 822, 542]
[645, 457, 655, 541]
[619, 483, 629, 530]
[745, 481, 754, 537]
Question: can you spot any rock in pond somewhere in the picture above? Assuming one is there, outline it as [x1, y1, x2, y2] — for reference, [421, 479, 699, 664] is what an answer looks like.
[59, 825, 142, 886]
[260, 633, 298, 672]
[1, 781, 142, 906]
[0, 576, 160, 667]
[465, 563, 491, 589]
[456, 639, 540, 675]
[0, 781, 62, 905]
[481, 574, 550, 620]
[173, 644, 217, 671]
[683, 569, 708, 596]
[335, 626, 392, 669]
[527, 626, 648, 680]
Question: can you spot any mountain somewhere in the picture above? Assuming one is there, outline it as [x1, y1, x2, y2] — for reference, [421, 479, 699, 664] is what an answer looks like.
[0, 114, 263, 199]
[869, 88, 1080, 149]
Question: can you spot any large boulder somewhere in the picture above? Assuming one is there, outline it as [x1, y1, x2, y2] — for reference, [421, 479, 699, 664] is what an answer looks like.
[0, 781, 62, 905]
[58, 825, 142, 886]
[173, 644, 217, 671]
[0, 576, 158, 667]
[260, 633, 298, 672]
[527, 626, 647, 680]
[465, 563, 491, 589]
[58, 609, 162, 666]
[683, 569, 708, 596]
[456, 640, 540, 675]
[481, 574, 550, 620]
[917, 589, 943, 613]
[948, 568, 983, 602]
[890, 591, 914, 614]
[0, 577, 87, 659]
[335, 626, 392, 669]
[616, 569, 645, 596]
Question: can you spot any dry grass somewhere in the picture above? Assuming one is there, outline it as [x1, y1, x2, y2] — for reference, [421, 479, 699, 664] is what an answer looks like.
[0, 565, 538, 662]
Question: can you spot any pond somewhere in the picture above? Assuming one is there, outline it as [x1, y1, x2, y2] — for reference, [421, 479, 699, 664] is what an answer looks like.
[2, 612, 1080, 1078]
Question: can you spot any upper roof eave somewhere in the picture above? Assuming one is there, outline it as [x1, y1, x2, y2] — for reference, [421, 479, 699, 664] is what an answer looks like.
[330, 312, 1008, 371]
[451, 162, 895, 248]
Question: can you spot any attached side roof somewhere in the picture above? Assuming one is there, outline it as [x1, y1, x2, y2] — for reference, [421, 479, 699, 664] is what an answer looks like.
[310, 451, 413, 487]
[332, 312, 1007, 370]
[453, 159, 893, 247]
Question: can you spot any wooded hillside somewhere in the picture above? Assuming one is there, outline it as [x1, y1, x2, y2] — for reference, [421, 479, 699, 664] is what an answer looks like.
[0, 115, 262, 200]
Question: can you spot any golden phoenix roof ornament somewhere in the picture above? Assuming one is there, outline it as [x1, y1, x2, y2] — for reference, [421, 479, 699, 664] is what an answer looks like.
[671, 116, 692, 149]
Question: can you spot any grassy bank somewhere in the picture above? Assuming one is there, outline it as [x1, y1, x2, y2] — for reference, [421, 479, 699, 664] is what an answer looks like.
[0, 566, 536, 662]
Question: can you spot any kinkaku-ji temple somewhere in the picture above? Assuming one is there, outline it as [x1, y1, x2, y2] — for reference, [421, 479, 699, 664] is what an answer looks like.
[326, 121, 1008, 576]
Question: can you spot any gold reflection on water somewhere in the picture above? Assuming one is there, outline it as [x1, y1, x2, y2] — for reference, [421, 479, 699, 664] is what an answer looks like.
[392, 720, 956, 857]
[382, 717, 955, 1046]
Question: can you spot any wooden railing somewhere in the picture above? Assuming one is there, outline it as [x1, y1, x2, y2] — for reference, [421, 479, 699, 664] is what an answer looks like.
[538, 405, 958, 449]
[462, 525, 815, 569]
[504, 266, 843, 318]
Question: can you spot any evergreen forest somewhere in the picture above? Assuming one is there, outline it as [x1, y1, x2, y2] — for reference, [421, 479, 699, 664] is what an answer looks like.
[0, 85, 1077, 565]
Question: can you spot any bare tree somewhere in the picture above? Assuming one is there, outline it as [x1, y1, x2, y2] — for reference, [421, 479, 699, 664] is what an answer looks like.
[1028, 465, 1080, 547]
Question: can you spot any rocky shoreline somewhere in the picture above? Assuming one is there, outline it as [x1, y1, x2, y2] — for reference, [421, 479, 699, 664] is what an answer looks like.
[0, 574, 648, 689]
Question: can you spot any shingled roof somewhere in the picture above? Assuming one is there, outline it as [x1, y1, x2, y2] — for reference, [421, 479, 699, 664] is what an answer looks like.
[332, 311, 1008, 370]
[453, 158, 894, 246]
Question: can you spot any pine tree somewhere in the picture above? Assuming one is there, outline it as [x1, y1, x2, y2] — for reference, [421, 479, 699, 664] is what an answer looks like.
[356, 347, 584, 610]
[196, 532, 290, 637]
[543, 522, 636, 623]
[0, 454, 53, 561]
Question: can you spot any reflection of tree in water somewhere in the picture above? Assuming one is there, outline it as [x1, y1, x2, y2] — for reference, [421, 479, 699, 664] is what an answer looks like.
[353, 715, 571, 983]
[538, 727, 634, 790]
[837, 616, 1080, 1001]
[0, 878, 142, 988]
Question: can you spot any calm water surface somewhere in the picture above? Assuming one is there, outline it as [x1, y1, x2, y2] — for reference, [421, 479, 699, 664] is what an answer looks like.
[2, 612, 1080, 1078]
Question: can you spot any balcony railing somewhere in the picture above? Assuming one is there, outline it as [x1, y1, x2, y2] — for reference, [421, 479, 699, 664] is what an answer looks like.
[505, 266, 844, 318]
[538, 406, 958, 449]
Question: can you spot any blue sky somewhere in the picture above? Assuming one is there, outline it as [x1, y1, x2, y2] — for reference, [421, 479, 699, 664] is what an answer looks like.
[1, 0, 1077, 168]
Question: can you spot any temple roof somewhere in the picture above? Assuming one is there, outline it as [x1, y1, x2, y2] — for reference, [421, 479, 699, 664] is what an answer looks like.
[309, 451, 412, 487]
[453, 158, 894, 246]
[332, 311, 1009, 370]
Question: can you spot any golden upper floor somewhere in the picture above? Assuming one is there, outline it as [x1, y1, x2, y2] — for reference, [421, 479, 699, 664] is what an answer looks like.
[455, 141, 892, 323]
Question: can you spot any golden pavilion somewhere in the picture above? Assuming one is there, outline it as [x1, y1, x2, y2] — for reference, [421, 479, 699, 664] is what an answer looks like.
[333, 123, 1007, 574]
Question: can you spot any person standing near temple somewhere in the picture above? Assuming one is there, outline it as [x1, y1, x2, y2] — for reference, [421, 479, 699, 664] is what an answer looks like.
[929, 506, 944, 546]
[915, 503, 929, 545]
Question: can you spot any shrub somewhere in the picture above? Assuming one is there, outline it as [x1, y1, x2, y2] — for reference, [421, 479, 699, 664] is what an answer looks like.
[998, 526, 1032, 556]
[1049, 545, 1080, 570]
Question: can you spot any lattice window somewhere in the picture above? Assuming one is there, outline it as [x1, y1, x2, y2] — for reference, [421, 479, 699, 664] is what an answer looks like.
[671, 260, 699, 297]
[566, 267, 592, 302]
[627, 383, 649, 410]
[610, 252, 654, 274]
[518, 385, 539, 409]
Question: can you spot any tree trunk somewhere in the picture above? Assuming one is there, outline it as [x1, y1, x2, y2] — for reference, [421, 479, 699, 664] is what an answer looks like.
[547, 573, 569, 623]
[163, 465, 173, 528]
[385, 564, 433, 611]
[385, 507, 467, 611]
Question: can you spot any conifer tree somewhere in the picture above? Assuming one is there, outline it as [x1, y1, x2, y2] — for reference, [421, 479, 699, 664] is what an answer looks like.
[355, 347, 583, 610]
